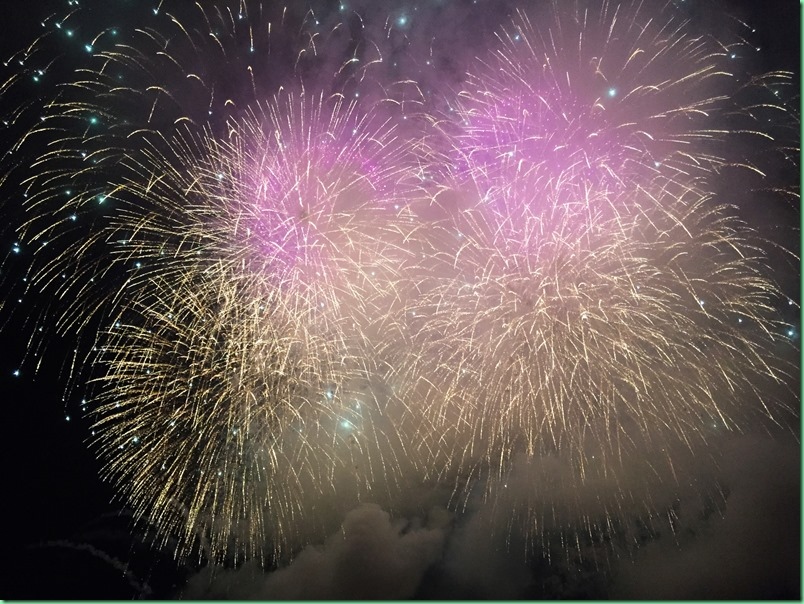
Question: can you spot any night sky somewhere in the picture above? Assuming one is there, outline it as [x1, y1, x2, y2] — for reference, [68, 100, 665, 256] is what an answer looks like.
[0, 0, 800, 600]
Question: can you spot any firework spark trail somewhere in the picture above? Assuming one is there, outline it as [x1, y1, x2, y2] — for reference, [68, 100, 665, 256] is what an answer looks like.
[391, 185, 793, 476]
[0, 0, 797, 567]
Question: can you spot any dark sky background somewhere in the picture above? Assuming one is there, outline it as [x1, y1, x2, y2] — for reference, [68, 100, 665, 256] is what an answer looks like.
[0, 0, 799, 599]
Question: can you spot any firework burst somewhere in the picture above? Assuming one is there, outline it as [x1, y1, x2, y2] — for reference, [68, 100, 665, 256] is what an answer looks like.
[0, 0, 797, 573]
[85, 88, 424, 561]
[379, 0, 798, 553]
[3, 2, 420, 562]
